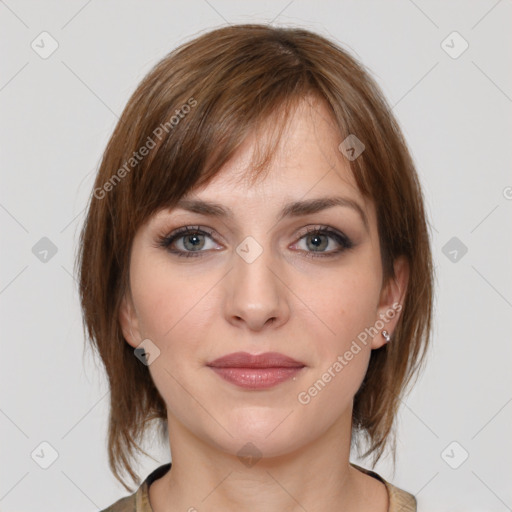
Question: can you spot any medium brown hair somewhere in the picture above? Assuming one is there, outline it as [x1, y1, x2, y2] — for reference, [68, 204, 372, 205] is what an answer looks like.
[76, 23, 433, 492]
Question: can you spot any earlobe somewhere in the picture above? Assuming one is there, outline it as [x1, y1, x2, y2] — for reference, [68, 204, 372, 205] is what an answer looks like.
[371, 256, 409, 349]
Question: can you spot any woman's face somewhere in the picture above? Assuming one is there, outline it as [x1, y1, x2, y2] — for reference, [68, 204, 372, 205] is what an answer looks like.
[120, 96, 406, 459]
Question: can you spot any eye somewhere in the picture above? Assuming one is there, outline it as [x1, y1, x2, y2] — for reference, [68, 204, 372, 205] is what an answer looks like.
[156, 226, 221, 258]
[292, 226, 354, 258]
[156, 225, 354, 259]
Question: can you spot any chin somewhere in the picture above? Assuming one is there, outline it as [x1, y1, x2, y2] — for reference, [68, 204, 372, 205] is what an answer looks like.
[214, 432, 308, 464]
[202, 410, 313, 461]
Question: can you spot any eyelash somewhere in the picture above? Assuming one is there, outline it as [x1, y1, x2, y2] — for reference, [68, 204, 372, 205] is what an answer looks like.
[156, 225, 354, 260]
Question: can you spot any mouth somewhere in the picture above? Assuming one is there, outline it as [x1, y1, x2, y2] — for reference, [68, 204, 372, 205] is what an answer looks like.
[206, 351, 306, 389]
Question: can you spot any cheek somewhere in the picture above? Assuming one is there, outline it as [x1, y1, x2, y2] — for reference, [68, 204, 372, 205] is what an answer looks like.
[296, 263, 381, 352]
[294, 268, 379, 412]
[130, 259, 219, 363]
[131, 257, 193, 335]
[130, 263, 214, 409]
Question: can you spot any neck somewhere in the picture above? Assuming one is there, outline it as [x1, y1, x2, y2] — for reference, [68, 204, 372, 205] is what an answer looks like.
[149, 412, 388, 512]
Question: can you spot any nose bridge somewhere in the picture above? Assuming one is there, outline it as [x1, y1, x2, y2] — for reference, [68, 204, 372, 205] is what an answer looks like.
[225, 235, 289, 329]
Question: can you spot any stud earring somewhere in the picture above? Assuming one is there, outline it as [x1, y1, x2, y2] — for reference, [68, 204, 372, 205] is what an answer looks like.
[382, 330, 391, 343]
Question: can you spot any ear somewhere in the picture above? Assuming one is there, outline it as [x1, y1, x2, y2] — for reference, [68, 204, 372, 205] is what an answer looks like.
[371, 255, 409, 349]
[119, 291, 142, 349]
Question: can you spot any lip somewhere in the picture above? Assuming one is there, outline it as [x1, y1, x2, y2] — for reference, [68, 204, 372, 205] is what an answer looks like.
[206, 351, 305, 389]
[207, 351, 305, 368]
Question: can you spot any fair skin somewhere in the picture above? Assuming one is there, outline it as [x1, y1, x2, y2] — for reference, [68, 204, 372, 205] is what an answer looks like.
[120, 96, 408, 512]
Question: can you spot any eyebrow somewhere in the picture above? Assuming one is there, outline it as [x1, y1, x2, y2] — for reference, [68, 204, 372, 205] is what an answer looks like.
[174, 196, 369, 230]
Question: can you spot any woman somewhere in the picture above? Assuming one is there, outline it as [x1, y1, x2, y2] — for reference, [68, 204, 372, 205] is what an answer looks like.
[77, 24, 433, 512]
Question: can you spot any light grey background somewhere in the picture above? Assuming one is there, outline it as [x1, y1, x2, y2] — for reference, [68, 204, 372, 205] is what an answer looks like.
[1, 1, 511, 511]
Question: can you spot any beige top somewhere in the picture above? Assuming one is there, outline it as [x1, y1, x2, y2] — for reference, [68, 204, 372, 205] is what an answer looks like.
[102, 462, 416, 511]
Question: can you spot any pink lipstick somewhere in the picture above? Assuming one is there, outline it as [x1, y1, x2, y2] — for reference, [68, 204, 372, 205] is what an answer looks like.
[206, 351, 305, 389]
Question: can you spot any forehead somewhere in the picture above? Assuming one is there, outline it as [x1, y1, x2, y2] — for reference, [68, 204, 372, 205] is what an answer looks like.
[187, 96, 365, 209]
[144, 97, 377, 239]
[143, 95, 377, 238]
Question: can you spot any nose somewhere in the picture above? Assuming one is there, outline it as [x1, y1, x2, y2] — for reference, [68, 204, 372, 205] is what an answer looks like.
[224, 244, 291, 332]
